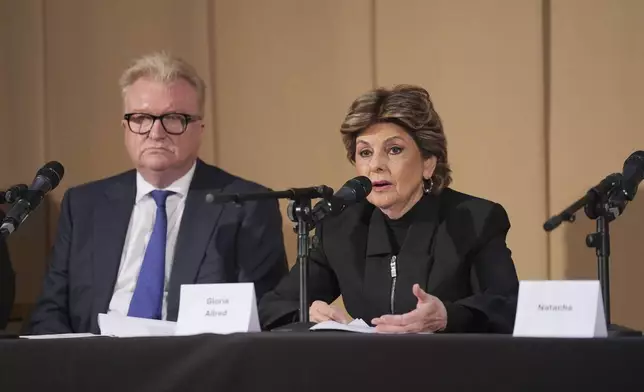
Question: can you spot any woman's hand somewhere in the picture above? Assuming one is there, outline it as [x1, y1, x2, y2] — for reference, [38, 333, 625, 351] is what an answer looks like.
[371, 284, 447, 333]
[309, 300, 351, 324]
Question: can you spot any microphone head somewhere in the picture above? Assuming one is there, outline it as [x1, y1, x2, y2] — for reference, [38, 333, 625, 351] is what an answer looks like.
[335, 176, 372, 203]
[623, 151, 644, 176]
[32, 161, 65, 191]
[312, 176, 372, 221]
[351, 176, 372, 199]
[624, 150, 644, 167]
[621, 151, 644, 200]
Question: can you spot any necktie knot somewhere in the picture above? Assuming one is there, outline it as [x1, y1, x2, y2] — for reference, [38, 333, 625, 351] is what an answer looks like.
[150, 190, 174, 208]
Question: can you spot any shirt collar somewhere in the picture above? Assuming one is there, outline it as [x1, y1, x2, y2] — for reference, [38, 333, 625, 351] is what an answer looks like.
[135, 161, 197, 203]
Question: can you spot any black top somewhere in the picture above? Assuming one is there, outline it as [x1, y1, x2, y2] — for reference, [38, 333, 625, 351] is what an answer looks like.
[383, 198, 423, 254]
[259, 188, 520, 333]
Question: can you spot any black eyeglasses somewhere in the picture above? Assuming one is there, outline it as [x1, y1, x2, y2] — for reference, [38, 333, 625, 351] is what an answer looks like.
[123, 112, 202, 135]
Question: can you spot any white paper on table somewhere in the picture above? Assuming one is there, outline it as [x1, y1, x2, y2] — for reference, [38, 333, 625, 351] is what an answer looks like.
[20, 333, 101, 339]
[98, 312, 177, 337]
[310, 318, 376, 333]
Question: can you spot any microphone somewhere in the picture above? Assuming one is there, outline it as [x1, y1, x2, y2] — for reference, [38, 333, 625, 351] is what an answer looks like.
[0, 161, 65, 237]
[311, 176, 372, 222]
[609, 151, 644, 208]
[0, 184, 28, 204]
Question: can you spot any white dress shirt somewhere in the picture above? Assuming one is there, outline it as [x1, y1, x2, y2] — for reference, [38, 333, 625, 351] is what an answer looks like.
[108, 162, 196, 320]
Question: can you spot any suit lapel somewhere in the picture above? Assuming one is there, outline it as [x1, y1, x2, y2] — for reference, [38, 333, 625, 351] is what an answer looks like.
[91, 172, 136, 328]
[166, 160, 224, 321]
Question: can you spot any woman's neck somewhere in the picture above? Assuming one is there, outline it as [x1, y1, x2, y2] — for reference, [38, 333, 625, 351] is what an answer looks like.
[380, 188, 424, 220]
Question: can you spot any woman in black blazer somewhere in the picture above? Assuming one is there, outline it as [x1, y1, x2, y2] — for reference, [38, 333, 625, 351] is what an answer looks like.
[259, 85, 519, 333]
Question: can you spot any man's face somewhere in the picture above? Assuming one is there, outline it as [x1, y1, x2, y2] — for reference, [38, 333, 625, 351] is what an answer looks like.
[122, 77, 203, 174]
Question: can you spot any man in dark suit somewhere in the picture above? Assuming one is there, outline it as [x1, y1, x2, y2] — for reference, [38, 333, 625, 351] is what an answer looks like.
[0, 209, 15, 330]
[27, 52, 288, 334]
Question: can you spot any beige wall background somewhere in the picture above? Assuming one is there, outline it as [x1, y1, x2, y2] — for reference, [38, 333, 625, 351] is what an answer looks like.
[1, 0, 643, 330]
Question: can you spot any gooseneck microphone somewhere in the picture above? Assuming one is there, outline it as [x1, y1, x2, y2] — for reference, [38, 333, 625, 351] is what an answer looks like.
[310, 176, 372, 222]
[0, 161, 65, 237]
[544, 151, 644, 231]
[607, 151, 644, 214]
[328, 176, 372, 212]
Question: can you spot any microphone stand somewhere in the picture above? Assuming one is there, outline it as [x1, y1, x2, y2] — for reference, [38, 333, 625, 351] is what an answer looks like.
[206, 185, 333, 327]
[284, 198, 337, 321]
[286, 198, 314, 324]
[544, 173, 641, 337]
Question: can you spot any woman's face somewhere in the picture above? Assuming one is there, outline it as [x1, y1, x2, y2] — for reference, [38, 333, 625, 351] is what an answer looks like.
[355, 122, 436, 219]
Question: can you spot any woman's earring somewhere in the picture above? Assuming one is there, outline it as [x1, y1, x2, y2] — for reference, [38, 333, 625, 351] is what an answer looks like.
[423, 178, 434, 195]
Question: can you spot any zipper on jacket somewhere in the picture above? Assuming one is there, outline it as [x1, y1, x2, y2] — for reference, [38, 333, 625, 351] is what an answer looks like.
[389, 255, 397, 314]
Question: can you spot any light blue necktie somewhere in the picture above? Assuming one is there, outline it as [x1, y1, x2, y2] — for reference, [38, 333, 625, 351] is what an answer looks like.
[128, 190, 174, 319]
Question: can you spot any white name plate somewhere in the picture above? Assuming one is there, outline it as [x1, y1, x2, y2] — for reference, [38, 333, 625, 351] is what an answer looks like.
[175, 283, 261, 335]
[513, 280, 607, 338]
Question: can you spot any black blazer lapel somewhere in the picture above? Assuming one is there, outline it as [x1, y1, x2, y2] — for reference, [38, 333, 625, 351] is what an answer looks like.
[91, 173, 136, 331]
[166, 160, 224, 321]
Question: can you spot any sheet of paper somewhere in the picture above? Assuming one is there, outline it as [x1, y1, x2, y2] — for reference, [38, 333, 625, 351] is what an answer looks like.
[98, 313, 177, 337]
[20, 333, 101, 339]
[310, 318, 376, 333]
